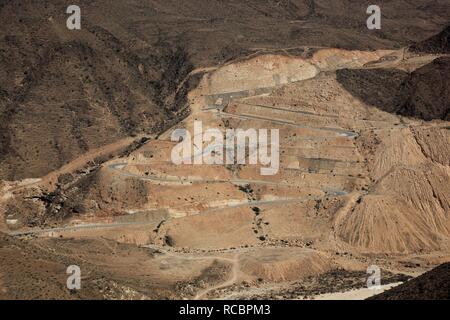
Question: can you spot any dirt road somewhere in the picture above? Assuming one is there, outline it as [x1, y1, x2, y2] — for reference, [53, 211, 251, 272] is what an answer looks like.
[144, 244, 240, 300]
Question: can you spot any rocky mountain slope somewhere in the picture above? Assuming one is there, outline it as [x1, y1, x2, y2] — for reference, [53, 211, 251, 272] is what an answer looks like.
[371, 263, 450, 300]
[397, 57, 450, 120]
[1, 1, 450, 301]
[1, 0, 450, 179]
[410, 25, 450, 54]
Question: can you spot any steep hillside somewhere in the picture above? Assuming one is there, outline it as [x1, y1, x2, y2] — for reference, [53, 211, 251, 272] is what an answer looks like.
[0, 2, 195, 180]
[1, 0, 450, 179]
[410, 25, 450, 54]
[396, 57, 450, 121]
[337, 57, 450, 121]
[1, 1, 450, 301]
[371, 263, 450, 300]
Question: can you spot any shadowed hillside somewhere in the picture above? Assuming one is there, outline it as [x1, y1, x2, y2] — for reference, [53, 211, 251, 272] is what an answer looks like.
[337, 57, 450, 121]
[397, 57, 450, 121]
[410, 25, 450, 54]
[370, 263, 450, 300]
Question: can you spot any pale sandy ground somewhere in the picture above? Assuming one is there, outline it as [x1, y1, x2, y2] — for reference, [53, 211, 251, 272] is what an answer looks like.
[312, 282, 403, 300]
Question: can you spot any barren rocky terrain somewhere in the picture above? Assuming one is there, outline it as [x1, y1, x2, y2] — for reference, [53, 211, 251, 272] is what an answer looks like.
[371, 262, 450, 300]
[1, 1, 450, 300]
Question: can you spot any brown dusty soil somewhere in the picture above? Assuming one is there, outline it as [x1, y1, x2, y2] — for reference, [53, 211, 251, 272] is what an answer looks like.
[1, 3, 450, 300]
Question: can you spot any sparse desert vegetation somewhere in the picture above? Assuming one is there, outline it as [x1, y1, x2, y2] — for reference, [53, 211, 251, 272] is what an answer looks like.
[1, 0, 449, 300]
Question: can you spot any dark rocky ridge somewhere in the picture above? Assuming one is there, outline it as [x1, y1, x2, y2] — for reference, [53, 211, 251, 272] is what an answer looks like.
[370, 263, 450, 300]
[410, 25, 450, 54]
[397, 57, 450, 121]
[337, 57, 450, 121]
